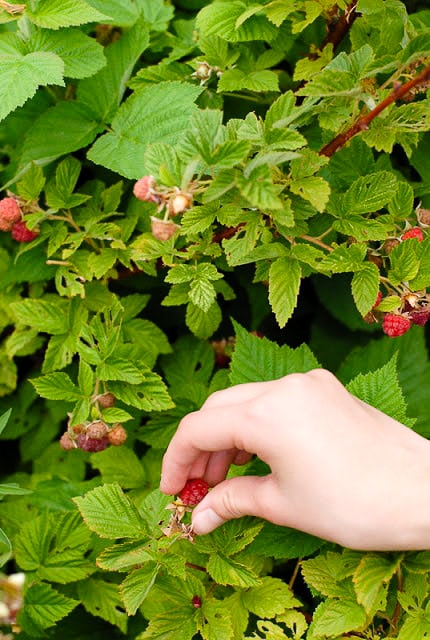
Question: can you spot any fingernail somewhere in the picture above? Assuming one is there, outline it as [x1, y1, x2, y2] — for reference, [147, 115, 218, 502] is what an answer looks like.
[192, 509, 225, 535]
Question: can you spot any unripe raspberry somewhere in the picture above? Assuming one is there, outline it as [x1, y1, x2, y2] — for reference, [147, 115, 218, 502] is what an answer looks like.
[86, 420, 108, 440]
[382, 313, 411, 337]
[98, 392, 116, 408]
[178, 478, 209, 506]
[401, 227, 424, 242]
[71, 423, 86, 435]
[150, 216, 180, 241]
[0, 197, 21, 231]
[108, 424, 127, 446]
[11, 220, 39, 242]
[417, 208, 430, 226]
[383, 238, 400, 254]
[169, 193, 191, 216]
[133, 176, 157, 202]
[60, 431, 75, 450]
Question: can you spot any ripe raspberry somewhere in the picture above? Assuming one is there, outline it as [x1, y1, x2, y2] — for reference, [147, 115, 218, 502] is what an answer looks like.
[401, 227, 424, 242]
[0, 197, 21, 231]
[382, 313, 411, 337]
[192, 595, 202, 608]
[133, 176, 158, 202]
[59, 432, 75, 450]
[409, 308, 430, 326]
[107, 424, 127, 446]
[98, 392, 116, 408]
[86, 420, 108, 440]
[150, 216, 179, 241]
[76, 433, 109, 452]
[178, 478, 209, 506]
[11, 220, 39, 242]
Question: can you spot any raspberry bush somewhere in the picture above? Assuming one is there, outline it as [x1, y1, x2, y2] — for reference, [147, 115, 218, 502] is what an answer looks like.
[0, 1, 430, 638]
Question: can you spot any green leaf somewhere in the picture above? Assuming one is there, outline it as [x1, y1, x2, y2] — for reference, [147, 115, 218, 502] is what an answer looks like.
[73, 483, 145, 539]
[16, 163, 46, 201]
[198, 599, 234, 640]
[97, 539, 154, 572]
[10, 299, 68, 334]
[0, 48, 64, 122]
[196, 1, 278, 42]
[207, 553, 261, 588]
[91, 446, 145, 489]
[351, 262, 380, 316]
[309, 598, 367, 637]
[88, 81, 202, 179]
[186, 300, 222, 339]
[86, 0, 140, 25]
[21, 102, 100, 165]
[31, 372, 81, 401]
[268, 257, 301, 328]
[26, 0, 109, 29]
[218, 68, 279, 93]
[0, 408, 12, 436]
[289, 176, 330, 212]
[28, 28, 106, 79]
[120, 563, 160, 615]
[388, 239, 421, 285]
[78, 18, 150, 123]
[109, 369, 173, 412]
[236, 164, 283, 210]
[78, 578, 128, 633]
[346, 356, 412, 426]
[0, 527, 12, 568]
[97, 358, 144, 384]
[388, 181, 414, 219]
[241, 577, 300, 618]
[18, 583, 78, 634]
[344, 171, 398, 214]
[353, 553, 401, 615]
[230, 322, 319, 385]
[301, 550, 358, 599]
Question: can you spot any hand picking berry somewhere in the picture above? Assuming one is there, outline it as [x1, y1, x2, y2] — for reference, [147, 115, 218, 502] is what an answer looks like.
[178, 478, 209, 506]
[401, 227, 424, 242]
[0, 197, 21, 231]
[11, 220, 39, 243]
[382, 313, 411, 337]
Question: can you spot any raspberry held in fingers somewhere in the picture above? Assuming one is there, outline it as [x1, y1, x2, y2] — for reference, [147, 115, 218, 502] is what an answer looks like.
[178, 478, 209, 506]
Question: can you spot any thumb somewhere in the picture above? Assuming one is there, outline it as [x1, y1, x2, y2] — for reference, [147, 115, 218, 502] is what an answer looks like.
[191, 475, 279, 535]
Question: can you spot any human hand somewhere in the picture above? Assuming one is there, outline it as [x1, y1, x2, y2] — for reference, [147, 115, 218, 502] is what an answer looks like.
[160, 369, 430, 550]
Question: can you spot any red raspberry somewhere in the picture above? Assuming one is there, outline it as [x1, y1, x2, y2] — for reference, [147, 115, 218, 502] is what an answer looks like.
[401, 227, 424, 242]
[0, 197, 21, 231]
[382, 313, 411, 337]
[409, 308, 430, 326]
[133, 176, 158, 202]
[107, 424, 127, 446]
[192, 595, 202, 608]
[11, 220, 39, 242]
[76, 433, 109, 452]
[178, 479, 209, 506]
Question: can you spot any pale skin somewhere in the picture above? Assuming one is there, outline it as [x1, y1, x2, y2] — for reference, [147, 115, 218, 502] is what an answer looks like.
[160, 369, 430, 551]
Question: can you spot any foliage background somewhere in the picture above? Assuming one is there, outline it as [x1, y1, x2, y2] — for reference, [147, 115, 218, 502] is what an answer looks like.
[0, 0, 430, 638]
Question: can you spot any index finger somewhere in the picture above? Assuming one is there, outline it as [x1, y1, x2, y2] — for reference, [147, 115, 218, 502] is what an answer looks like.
[160, 401, 259, 495]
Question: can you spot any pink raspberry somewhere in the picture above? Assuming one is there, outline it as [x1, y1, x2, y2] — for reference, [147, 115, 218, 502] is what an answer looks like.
[178, 479, 209, 506]
[0, 197, 21, 231]
[76, 433, 109, 452]
[401, 227, 424, 242]
[382, 313, 411, 337]
[133, 176, 158, 202]
[11, 220, 39, 243]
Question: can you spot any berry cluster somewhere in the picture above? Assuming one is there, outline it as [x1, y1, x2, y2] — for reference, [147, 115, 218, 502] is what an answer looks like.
[133, 175, 193, 241]
[60, 420, 127, 452]
[0, 196, 39, 242]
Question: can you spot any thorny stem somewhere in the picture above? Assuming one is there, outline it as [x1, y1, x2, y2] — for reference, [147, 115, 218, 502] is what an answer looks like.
[185, 562, 207, 574]
[320, 63, 430, 157]
[388, 567, 404, 635]
[320, 2, 359, 52]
